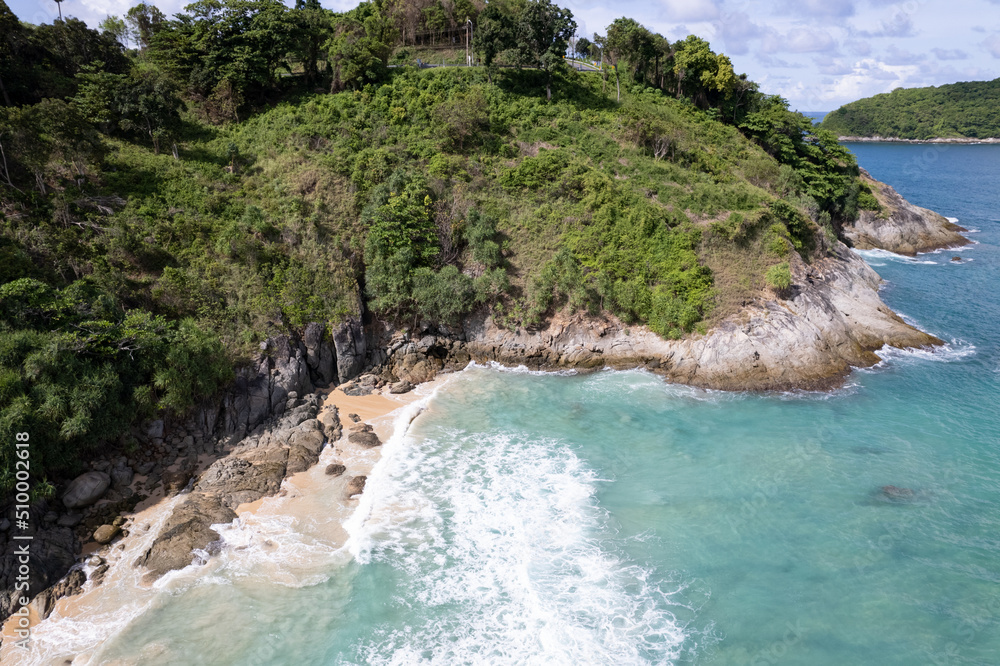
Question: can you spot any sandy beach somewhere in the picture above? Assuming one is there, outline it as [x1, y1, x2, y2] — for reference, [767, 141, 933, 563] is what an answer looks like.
[0, 381, 437, 665]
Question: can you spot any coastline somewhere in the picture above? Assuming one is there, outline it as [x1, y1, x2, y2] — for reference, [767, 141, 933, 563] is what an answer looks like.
[0, 173, 973, 653]
[0, 384, 433, 664]
[839, 136, 1000, 144]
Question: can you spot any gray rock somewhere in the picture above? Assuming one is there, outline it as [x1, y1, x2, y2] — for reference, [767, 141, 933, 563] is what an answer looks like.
[333, 317, 366, 383]
[844, 170, 970, 255]
[0, 518, 9, 531]
[57, 513, 83, 527]
[110, 464, 133, 489]
[43, 512, 57, 523]
[62, 471, 111, 509]
[136, 461, 156, 476]
[389, 380, 414, 394]
[196, 457, 286, 509]
[90, 563, 110, 586]
[304, 321, 336, 386]
[325, 463, 347, 477]
[145, 419, 165, 440]
[319, 408, 341, 440]
[134, 493, 236, 581]
[348, 428, 382, 448]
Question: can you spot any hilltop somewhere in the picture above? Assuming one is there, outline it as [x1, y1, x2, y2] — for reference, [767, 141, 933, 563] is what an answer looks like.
[821, 78, 1000, 140]
[0, 0, 956, 505]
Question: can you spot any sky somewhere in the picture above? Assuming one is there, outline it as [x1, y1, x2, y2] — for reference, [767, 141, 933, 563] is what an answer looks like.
[10, 0, 1000, 110]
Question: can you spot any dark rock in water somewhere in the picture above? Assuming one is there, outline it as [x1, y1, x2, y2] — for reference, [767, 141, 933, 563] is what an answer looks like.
[90, 563, 110, 586]
[29, 569, 86, 621]
[346, 476, 367, 497]
[951, 256, 962, 262]
[879, 485, 916, 502]
[133, 492, 236, 581]
[62, 471, 111, 509]
[325, 463, 347, 477]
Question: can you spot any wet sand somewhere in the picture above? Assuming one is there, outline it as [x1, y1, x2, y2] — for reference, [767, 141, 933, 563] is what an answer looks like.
[1, 381, 438, 664]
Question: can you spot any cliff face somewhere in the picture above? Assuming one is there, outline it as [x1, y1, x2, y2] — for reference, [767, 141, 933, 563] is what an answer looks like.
[842, 169, 969, 256]
[379, 242, 938, 392]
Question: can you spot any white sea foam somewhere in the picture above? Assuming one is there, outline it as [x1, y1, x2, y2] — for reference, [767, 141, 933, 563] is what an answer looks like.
[871, 338, 976, 366]
[348, 424, 688, 664]
[468, 360, 580, 377]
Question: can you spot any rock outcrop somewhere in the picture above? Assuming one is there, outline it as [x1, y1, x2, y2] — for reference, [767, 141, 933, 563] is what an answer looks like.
[133, 394, 329, 581]
[842, 169, 969, 255]
[62, 472, 111, 509]
[375, 244, 939, 392]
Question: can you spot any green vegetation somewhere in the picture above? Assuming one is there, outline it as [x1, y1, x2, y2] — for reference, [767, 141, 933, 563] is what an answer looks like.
[0, 0, 868, 491]
[821, 78, 1000, 140]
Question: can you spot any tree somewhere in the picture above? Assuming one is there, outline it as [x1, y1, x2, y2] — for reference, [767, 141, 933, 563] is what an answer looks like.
[517, 0, 575, 101]
[99, 15, 130, 49]
[125, 2, 166, 52]
[114, 68, 182, 154]
[672, 35, 736, 107]
[327, 1, 396, 92]
[475, 3, 518, 81]
[294, 0, 331, 86]
[575, 36, 591, 60]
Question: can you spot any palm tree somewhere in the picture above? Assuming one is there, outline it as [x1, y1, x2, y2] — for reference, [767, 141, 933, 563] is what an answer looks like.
[54, 0, 63, 21]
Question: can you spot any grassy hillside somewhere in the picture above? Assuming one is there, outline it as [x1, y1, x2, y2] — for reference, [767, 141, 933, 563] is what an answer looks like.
[0, 0, 865, 492]
[821, 78, 1000, 139]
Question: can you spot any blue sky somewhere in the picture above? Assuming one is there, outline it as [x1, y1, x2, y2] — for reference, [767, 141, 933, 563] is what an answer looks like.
[11, 0, 1000, 110]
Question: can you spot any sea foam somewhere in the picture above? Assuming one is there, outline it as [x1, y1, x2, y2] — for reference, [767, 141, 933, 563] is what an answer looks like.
[346, 420, 688, 664]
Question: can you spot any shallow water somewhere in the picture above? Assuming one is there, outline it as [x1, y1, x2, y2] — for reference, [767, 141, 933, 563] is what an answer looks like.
[20, 144, 1000, 665]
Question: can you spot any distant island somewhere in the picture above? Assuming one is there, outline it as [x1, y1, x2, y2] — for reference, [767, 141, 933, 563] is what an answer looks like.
[821, 78, 1000, 140]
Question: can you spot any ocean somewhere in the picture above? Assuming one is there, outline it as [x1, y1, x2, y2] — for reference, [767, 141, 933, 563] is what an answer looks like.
[20, 144, 1000, 664]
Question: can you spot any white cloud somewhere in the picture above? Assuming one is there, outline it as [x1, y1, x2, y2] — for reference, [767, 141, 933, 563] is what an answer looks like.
[984, 34, 1000, 58]
[762, 27, 838, 54]
[931, 47, 968, 60]
[656, 0, 720, 22]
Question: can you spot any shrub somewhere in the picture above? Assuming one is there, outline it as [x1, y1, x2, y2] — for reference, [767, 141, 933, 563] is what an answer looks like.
[765, 262, 792, 292]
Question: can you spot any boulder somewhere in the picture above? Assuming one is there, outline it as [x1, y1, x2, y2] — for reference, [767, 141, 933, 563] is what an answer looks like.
[134, 492, 236, 580]
[389, 380, 414, 394]
[319, 408, 341, 440]
[196, 456, 286, 509]
[93, 524, 120, 544]
[346, 476, 367, 497]
[325, 463, 347, 477]
[57, 512, 83, 527]
[62, 471, 111, 509]
[110, 464, 133, 489]
[347, 427, 382, 449]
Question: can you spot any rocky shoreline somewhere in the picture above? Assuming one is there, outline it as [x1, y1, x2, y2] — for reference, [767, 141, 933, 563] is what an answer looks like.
[0, 184, 972, 642]
[842, 169, 970, 256]
[839, 136, 1000, 144]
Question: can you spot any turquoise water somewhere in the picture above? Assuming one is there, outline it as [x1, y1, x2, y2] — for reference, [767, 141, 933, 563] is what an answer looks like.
[33, 145, 1000, 665]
